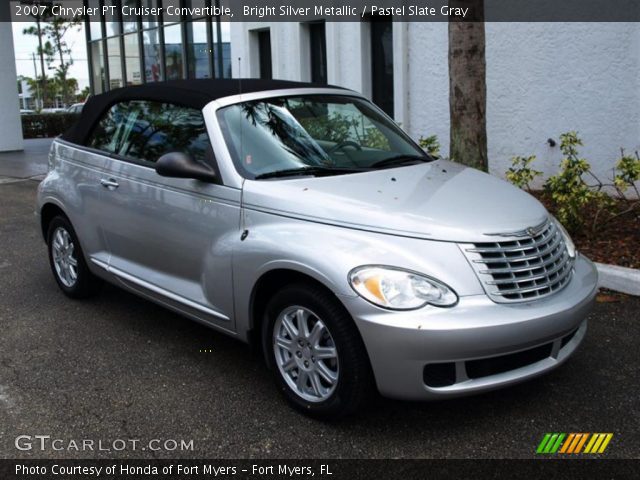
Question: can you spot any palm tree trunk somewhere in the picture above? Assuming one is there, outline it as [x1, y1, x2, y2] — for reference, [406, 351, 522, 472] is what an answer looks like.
[36, 18, 48, 108]
[448, 3, 488, 171]
[55, 29, 68, 105]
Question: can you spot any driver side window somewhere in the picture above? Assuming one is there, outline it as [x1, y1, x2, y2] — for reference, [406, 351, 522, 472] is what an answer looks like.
[87, 101, 210, 164]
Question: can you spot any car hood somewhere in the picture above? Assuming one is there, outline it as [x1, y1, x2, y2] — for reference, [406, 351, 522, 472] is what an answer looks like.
[241, 160, 548, 242]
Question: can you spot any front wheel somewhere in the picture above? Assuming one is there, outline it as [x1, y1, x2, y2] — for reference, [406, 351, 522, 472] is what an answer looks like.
[263, 284, 373, 419]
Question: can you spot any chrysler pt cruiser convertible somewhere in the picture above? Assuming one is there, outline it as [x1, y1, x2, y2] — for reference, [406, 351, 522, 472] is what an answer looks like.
[37, 79, 598, 418]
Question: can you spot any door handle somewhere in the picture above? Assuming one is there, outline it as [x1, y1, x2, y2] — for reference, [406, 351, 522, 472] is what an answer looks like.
[100, 178, 119, 190]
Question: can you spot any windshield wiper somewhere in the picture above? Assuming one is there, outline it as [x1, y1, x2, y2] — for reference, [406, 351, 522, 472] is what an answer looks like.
[370, 154, 431, 169]
[254, 166, 366, 180]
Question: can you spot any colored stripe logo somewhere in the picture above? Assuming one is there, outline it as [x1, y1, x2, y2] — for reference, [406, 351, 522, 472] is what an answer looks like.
[536, 433, 613, 454]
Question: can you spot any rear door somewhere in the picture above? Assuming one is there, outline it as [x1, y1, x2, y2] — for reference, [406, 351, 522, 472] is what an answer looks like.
[85, 100, 241, 331]
[50, 140, 111, 267]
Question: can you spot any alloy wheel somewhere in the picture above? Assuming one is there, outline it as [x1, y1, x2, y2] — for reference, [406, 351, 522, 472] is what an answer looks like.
[51, 227, 78, 288]
[273, 306, 340, 402]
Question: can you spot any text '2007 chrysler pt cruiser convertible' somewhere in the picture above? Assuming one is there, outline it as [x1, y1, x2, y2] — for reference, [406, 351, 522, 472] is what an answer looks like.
[37, 79, 598, 418]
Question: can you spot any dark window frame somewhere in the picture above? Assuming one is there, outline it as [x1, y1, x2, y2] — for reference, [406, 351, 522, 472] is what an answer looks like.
[369, 16, 394, 118]
[308, 21, 327, 84]
[256, 29, 272, 80]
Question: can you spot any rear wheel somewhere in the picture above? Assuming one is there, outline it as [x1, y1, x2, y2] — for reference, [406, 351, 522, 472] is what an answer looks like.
[47, 215, 102, 298]
[263, 283, 373, 419]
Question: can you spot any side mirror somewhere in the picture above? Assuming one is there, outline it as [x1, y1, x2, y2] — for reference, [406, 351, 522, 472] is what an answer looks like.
[155, 152, 217, 183]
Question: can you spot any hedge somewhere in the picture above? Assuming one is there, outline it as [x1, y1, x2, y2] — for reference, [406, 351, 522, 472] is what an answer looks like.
[21, 113, 80, 139]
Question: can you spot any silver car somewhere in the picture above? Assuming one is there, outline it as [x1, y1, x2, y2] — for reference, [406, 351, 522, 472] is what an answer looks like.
[37, 79, 598, 418]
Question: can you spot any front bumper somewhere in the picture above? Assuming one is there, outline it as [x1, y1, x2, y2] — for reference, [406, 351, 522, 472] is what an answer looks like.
[340, 255, 598, 400]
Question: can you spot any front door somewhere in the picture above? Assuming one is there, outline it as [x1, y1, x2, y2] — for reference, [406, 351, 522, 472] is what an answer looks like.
[85, 100, 240, 331]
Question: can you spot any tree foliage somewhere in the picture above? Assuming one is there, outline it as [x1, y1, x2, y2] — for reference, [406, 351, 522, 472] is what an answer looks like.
[418, 135, 441, 158]
[22, 2, 82, 106]
[506, 155, 542, 192]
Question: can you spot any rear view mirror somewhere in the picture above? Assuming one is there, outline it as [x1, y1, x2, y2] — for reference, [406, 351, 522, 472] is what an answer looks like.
[155, 152, 217, 183]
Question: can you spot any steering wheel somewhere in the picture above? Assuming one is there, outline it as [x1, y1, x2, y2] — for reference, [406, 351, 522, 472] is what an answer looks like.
[327, 140, 363, 154]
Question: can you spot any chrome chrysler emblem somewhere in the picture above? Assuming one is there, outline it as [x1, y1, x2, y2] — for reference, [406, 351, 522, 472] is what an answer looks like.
[484, 220, 549, 238]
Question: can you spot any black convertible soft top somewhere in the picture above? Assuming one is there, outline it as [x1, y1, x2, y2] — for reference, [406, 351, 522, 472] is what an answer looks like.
[62, 79, 343, 146]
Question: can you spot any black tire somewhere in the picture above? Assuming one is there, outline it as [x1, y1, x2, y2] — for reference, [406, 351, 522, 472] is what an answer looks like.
[47, 215, 102, 299]
[262, 283, 374, 419]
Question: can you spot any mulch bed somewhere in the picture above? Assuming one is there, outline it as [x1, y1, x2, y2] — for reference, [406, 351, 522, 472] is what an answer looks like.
[531, 192, 640, 269]
[596, 288, 630, 303]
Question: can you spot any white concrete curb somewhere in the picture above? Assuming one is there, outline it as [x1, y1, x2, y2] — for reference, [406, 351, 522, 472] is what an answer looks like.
[595, 263, 640, 296]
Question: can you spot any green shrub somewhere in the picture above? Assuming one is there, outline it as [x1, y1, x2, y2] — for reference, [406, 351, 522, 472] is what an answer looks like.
[506, 155, 542, 192]
[543, 132, 612, 231]
[614, 150, 640, 194]
[418, 134, 441, 158]
[506, 131, 640, 234]
[21, 113, 80, 139]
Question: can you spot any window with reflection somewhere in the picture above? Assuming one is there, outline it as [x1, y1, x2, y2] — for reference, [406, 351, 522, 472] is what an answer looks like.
[124, 34, 142, 85]
[162, 0, 183, 24]
[187, 21, 210, 79]
[103, 0, 121, 37]
[89, 22, 102, 41]
[122, 0, 140, 33]
[141, 0, 159, 29]
[217, 96, 426, 179]
[214, 20, 232, 78]
[87, 1, 228, 92]
[87, 101, 210, 164]
[90, 41, 106, 94]
[88, 0, 102, 40]
[164, 23, 184, 80]
[185, 0, 208, 15]
[106, 37, 123, 89]
[143, 29, 163, 82]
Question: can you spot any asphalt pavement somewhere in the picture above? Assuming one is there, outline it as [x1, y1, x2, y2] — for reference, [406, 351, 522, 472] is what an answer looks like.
[0, 179, 638, 459]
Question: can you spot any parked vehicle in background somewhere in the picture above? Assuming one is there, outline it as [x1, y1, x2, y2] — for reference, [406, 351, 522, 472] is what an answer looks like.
[66, 103, 85, 114]
[20, 109, 36, 115]
[36, 79, 598, 419]
[41, 108, 68, 114]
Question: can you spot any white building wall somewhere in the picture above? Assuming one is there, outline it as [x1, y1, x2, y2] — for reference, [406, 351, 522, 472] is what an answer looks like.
[330, 22, 370, 94]
[230, 22, 640, 179]
[485, 22, 640, 180]
[0, 20, 24, 152]
[405, 23, 450, 154]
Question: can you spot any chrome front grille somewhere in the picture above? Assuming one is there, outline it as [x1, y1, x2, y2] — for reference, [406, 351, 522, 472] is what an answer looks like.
[462, 220, 574, 303]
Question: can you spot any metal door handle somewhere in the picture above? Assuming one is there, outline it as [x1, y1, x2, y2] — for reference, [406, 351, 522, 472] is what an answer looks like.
[100, 178, 119, 189]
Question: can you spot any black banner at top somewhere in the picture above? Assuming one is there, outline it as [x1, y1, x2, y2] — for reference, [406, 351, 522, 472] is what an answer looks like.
[3, 0, 640, 22]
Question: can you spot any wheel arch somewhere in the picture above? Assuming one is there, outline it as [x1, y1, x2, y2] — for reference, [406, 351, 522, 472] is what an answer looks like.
[248, 268, 349, 350]
[40, 202, 69, 243]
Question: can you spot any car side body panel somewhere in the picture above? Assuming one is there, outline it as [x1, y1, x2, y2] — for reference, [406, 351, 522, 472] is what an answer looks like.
[38, 140, 242, 334]
[37, 141, 111, 269]
[232, 207, 486, 341]
[95, 156, 241, 332]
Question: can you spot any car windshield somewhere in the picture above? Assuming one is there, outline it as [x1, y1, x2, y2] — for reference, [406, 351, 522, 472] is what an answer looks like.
[217, 95, 431, 179]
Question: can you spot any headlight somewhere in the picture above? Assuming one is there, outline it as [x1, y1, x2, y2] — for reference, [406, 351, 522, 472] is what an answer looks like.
[348, 266, 458, 310]
[551, 216, 577, 259]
